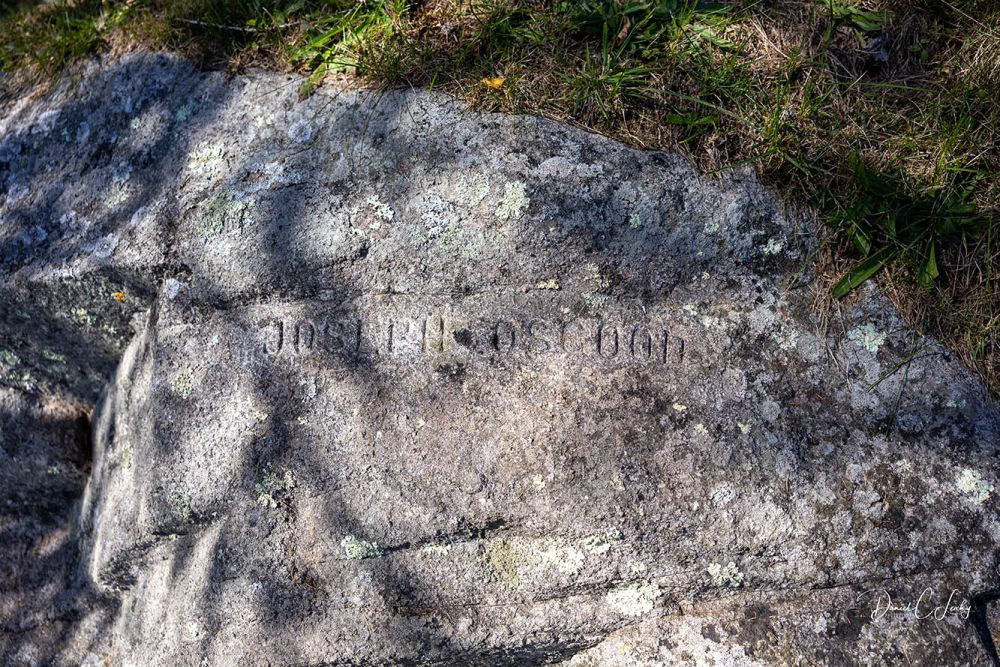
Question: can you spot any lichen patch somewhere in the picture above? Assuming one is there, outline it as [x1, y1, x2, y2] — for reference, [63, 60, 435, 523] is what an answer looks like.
[71, 307, 96, 327]
[762, 238, 783, 255]
[256, 467, 295, 509]
[956, 468, 993, 505]
[422, 543, 451, 556]
[483, 537, 590, 584]
[496, 181, 529, 220]
[606, 581, 659, 616]
[708, 561, 744, 588]
[456, 173, 490, 206]
[169, 369, 195, 399]
[341, 535, 382, 560]
[195, 191, 248, 238]
[364, 194, 395, 223]
[847, 323, 888, 354]
[774, 325, 800, 351]
[0, 350, 21, 367]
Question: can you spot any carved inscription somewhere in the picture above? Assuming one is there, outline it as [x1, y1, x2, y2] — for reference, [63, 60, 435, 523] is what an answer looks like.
[259, 311, 685, 365]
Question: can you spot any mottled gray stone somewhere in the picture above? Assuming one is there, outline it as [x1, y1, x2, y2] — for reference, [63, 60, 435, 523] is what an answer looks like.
[1, 52, 998, 665]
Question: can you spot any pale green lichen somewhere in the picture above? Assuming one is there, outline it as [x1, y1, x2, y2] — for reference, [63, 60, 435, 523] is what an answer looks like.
[774, 326, 800, 351]
[175, 103, 193, 123]
[170, 369, 195, 399]
[672, 403, 687, 412]
[704, 220, 720, 234]
[847, 323, 887, 353]
[737, 421, 752, 435]
[762, 238, 784, 255]
[583, 292, 609, 310]
[256, 467, 295, 509]
[957, 468, 993, 505]
[606, 581, 659, 616]
[483, 539, 527, 584]
[628, 212, 643, 229]
[496, 181, 530, 220]
[120, 442, 133, 470]
[104, 183, 130, 209]
[422, 543, 451, 556]
[586, 263, 611, 290]
[364, 194, 395, 223]
[435, 223, 486, 260]
[682, 304, 698, 316]
[457, 173, 490, 206]
[71, 308, 95, 327]
[195, 191, 248, 238]
[341, 535, 382, 560]
[708, 561, 744, 588]
[166, 487, 193, 522]
[530, 539, 585, 575]
[535, 279, 560, 290]
[42, 349, 66, 363]
[187, 143, 225, 177]
[483, 537, 588, 584]
[583, 264, 611, 310]
[299, 376, 317, 401]
[0, 350, 21, 367]
[694, 423, 709, 435]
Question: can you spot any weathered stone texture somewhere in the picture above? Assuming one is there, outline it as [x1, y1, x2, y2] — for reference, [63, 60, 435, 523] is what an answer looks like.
[0, 52, 998, 665]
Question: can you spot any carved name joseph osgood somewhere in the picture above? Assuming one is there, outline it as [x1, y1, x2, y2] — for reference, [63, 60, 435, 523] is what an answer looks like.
[259, 312, 685, 365]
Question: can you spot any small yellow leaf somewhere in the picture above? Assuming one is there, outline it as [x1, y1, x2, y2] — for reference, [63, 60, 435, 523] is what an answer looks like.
[112, 291, 126, 302]
[482, 76, 506, 90]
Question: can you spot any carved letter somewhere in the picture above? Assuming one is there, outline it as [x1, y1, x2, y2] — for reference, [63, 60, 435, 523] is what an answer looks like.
[631, 326, 655, 361]
[597, 323, 619, 358]
[559, 320, 585, 354]
[294, 321, 316, 354]
[493, 320, 517, 354]
[262, 319, 283, 355]
[423, 314, 445, 353]
[322, 318, 362, 355]
[527, 319, 553, 353]
[661, 331, 685, 362]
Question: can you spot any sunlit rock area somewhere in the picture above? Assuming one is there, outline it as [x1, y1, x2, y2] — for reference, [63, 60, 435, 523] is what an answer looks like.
[0, 52, 997, 666]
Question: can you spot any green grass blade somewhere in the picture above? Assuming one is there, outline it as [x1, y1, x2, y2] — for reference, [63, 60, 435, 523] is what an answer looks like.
[832, 246, 895, 298]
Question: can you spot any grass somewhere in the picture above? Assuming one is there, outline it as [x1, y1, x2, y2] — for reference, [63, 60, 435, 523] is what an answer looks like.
[0, 0, 997, 393]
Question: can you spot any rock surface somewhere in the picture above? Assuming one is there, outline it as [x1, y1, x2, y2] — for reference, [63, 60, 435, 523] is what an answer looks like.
[1, 52, 998, 665]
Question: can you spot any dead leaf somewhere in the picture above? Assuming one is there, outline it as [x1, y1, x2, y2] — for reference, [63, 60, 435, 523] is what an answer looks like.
[616, 17, 631, 45]
[481, 76, 506, 90]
